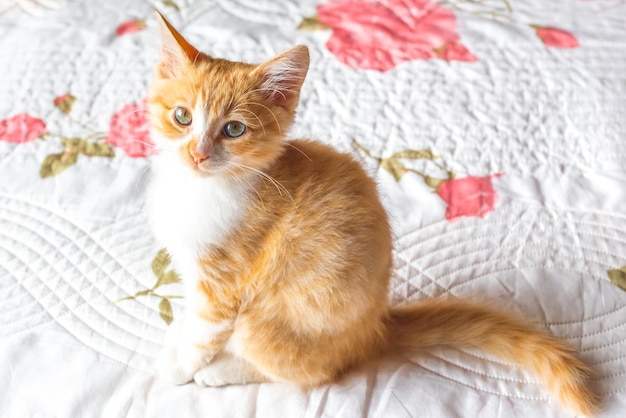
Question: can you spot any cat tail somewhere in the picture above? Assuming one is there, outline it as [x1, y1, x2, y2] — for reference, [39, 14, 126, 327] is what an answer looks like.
[387, 299, 599, 416]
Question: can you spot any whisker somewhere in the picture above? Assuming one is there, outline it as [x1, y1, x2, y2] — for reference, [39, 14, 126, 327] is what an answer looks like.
[225, 161, 293, 202]
[124, 109, 148, 115]
[237, 101, 282, 136]
[133, 139, 157, 148]
[132, 139, 159, 154]
[226, 93, 235, 113]
[244, 87, 293, 102]
[120, 109, 150, 118]
[224, 166, 265, 208]
[231, 108, 266, 137]
[287, 142, 312, 161]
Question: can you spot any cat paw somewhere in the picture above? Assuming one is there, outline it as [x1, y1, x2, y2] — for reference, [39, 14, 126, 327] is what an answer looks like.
[156, 344, 203, 385]
[193, 357, 254, 387]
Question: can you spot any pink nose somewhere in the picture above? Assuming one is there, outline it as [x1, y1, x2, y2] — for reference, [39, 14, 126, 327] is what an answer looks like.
[190, 149, 209, 165]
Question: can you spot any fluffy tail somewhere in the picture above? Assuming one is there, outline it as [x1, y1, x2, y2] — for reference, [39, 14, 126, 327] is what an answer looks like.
[387, 299, 599, 416]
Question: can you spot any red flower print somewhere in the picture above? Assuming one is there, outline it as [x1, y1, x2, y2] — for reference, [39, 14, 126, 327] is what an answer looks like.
[106, 100, 154, 158]
[437, 174, 503, 221]
[353, 141, 503, 223]
[0, 113, 47, 143]
[115, 19, 147, 36]
[534, 26, 579, 48]
[53, 93, 76, 114]
[316, 0, 476, 71]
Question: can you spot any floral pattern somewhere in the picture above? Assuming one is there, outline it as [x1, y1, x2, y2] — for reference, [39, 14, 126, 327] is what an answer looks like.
[115, 19, 147, 36]
[114, 1, 182, 37]
[1, 93, 153, 178]
[315, 0, 476, 71]
[607, 266, 626, 292]
[300, 0, 581, 71]
[437, 174, 503, 221]
[533, 26, 580, 48]
[354, 140, 503, 222]
[118, 249, 182, 325]
[0, 113, 47, 144]
[106, 100, 154, 158]
[53, 94, 76, 114]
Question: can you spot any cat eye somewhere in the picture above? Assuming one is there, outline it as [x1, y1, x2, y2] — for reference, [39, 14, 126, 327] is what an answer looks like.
[174, 107, 192, 126]
[223, 121, 246, 138]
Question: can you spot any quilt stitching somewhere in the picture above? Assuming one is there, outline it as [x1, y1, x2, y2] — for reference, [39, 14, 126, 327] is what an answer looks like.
[0, 198, 166, 346]
[0, 220, 164, 350]
[410, 362, 549, 402]
[425, 353, 542, 385]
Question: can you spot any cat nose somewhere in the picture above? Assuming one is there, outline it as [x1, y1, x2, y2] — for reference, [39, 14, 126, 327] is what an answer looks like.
[189, 149, 209, 165]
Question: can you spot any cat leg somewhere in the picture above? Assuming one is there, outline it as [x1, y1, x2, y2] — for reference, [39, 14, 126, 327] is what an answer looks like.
[193, 352, 268, 387]
[157, 314, 233, 385]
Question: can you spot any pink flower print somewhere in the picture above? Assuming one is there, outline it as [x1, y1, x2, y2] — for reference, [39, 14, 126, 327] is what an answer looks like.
[0, 113, 47, 143]
[433, 41, 477, 62]
[115, 19, 147, 36]
[53, 94, 76, 114]
[437, 174, 503, 221]
[106, 100, 154, 158]
[534, 26, 579, 48]
[316, 0, 476, 71]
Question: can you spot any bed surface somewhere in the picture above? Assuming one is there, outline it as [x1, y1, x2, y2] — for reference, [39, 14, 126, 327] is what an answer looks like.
[1, 0, 625, 417]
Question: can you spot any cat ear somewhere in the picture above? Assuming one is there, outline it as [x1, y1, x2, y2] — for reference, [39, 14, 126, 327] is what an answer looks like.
[252, 45, 310, 110]
[154, 10, 201, 78]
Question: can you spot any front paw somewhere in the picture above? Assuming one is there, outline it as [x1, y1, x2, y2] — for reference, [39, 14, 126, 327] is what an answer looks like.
[194, 361, 245, 387]
[156, 344, 204, 385]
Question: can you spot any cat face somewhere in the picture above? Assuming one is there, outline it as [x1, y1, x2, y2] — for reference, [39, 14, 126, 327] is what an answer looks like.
[148, 12, 309, 177]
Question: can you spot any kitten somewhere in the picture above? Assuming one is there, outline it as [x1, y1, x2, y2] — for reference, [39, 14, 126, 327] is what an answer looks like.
[146, 11, 598, 416]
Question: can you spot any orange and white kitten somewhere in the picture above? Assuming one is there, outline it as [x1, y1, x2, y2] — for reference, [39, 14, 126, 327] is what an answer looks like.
[147, 11, 598, 416]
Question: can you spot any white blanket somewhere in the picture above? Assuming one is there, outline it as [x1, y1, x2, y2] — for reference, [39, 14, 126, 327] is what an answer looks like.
[1, 0, 625, 416]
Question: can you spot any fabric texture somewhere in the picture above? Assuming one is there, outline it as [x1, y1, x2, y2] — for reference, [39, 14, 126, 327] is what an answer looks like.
[1, 0, 625, 416]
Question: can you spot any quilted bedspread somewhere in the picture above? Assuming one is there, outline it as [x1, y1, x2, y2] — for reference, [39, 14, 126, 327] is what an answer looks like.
[1, 0, 625, 417]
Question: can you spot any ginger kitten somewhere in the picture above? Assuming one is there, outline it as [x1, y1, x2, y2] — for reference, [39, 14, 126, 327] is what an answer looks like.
[146, 11, 598, 416]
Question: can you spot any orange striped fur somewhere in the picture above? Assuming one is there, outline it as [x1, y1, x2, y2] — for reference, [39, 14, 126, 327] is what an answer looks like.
[147, 11, 598, 416]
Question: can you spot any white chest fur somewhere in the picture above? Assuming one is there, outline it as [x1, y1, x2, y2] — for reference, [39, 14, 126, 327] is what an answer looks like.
[146, 156, 253, 284]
